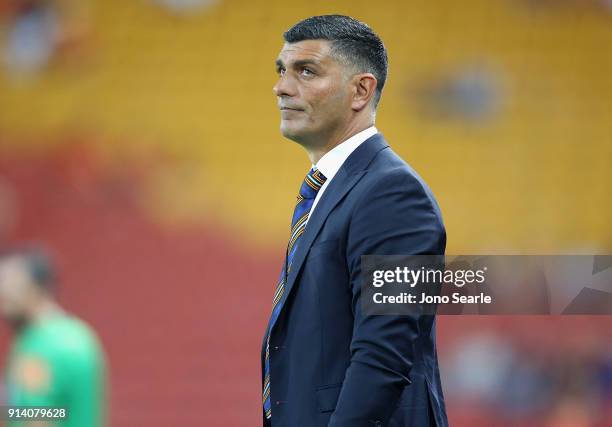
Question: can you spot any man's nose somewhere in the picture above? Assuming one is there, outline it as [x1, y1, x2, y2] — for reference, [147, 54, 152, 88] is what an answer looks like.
[273, 74, 296, 97]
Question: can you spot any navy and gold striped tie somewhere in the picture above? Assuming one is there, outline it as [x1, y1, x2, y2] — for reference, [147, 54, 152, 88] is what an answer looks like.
[263, 167, 327, 419]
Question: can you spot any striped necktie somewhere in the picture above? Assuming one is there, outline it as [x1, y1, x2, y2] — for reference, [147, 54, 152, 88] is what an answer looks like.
[263, 167, 327, 420]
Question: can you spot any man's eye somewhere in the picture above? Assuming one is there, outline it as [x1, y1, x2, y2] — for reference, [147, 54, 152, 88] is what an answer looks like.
[301, 68, 314, 76]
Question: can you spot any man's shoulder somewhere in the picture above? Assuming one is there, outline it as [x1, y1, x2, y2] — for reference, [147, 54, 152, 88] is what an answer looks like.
[364, 145, 433, 194]
[354, 142, 444, 220]
[29, 315, 105, 362]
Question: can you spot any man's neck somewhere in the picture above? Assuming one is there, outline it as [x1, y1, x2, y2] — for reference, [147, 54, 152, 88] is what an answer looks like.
[11, 300, 63, 333]
[28, 298, 63, 324]
[305, 121, 375, 164]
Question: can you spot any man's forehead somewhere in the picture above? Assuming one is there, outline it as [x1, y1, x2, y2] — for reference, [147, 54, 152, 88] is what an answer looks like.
[276, 40, 333, 64]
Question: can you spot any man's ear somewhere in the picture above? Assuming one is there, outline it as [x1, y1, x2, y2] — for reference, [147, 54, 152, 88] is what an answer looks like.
[351, 73, 377, 111]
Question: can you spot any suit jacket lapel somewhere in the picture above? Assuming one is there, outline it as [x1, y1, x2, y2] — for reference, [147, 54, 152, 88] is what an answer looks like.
[269, 133, 389, 334]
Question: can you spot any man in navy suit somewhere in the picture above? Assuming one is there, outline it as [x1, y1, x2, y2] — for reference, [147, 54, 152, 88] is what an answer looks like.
[262, 15, 448, 427]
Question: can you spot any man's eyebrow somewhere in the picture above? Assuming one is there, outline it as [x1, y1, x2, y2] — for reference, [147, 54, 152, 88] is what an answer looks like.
[275, 58, 321, 70]
[292, 59, 321, 68]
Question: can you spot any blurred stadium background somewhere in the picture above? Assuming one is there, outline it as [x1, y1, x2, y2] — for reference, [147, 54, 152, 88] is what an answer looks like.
[0, 0, 611, 425]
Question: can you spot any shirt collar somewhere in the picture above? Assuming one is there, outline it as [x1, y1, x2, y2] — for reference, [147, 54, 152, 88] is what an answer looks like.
[314, 126, 378, 181]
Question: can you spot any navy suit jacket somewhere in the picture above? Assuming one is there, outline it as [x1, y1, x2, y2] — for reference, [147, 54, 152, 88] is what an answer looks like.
[262, 133, 448, 427]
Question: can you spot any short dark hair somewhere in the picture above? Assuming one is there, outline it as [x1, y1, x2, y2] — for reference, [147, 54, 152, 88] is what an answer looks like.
[284, 15, 388, 107]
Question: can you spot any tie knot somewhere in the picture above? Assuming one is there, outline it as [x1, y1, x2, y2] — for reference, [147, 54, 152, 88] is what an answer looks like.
[299, 168, 327, 200]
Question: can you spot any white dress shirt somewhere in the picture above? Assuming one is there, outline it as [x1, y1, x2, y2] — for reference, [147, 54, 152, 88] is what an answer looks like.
[309, 126, 378, 217]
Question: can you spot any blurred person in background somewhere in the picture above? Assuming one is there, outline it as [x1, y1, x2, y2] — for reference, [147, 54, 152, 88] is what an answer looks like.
[0, 248, 106, 427]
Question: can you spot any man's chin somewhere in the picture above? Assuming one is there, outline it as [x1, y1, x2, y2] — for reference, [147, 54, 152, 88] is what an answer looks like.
[2, 315, 28, 332]
[279, 123, 303, 142]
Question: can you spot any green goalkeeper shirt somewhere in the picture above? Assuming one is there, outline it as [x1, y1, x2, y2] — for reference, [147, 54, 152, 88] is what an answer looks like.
[4, 313, 106, 427]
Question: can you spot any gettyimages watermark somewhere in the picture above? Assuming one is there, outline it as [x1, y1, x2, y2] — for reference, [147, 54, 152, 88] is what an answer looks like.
[361, 255, 612, 315]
